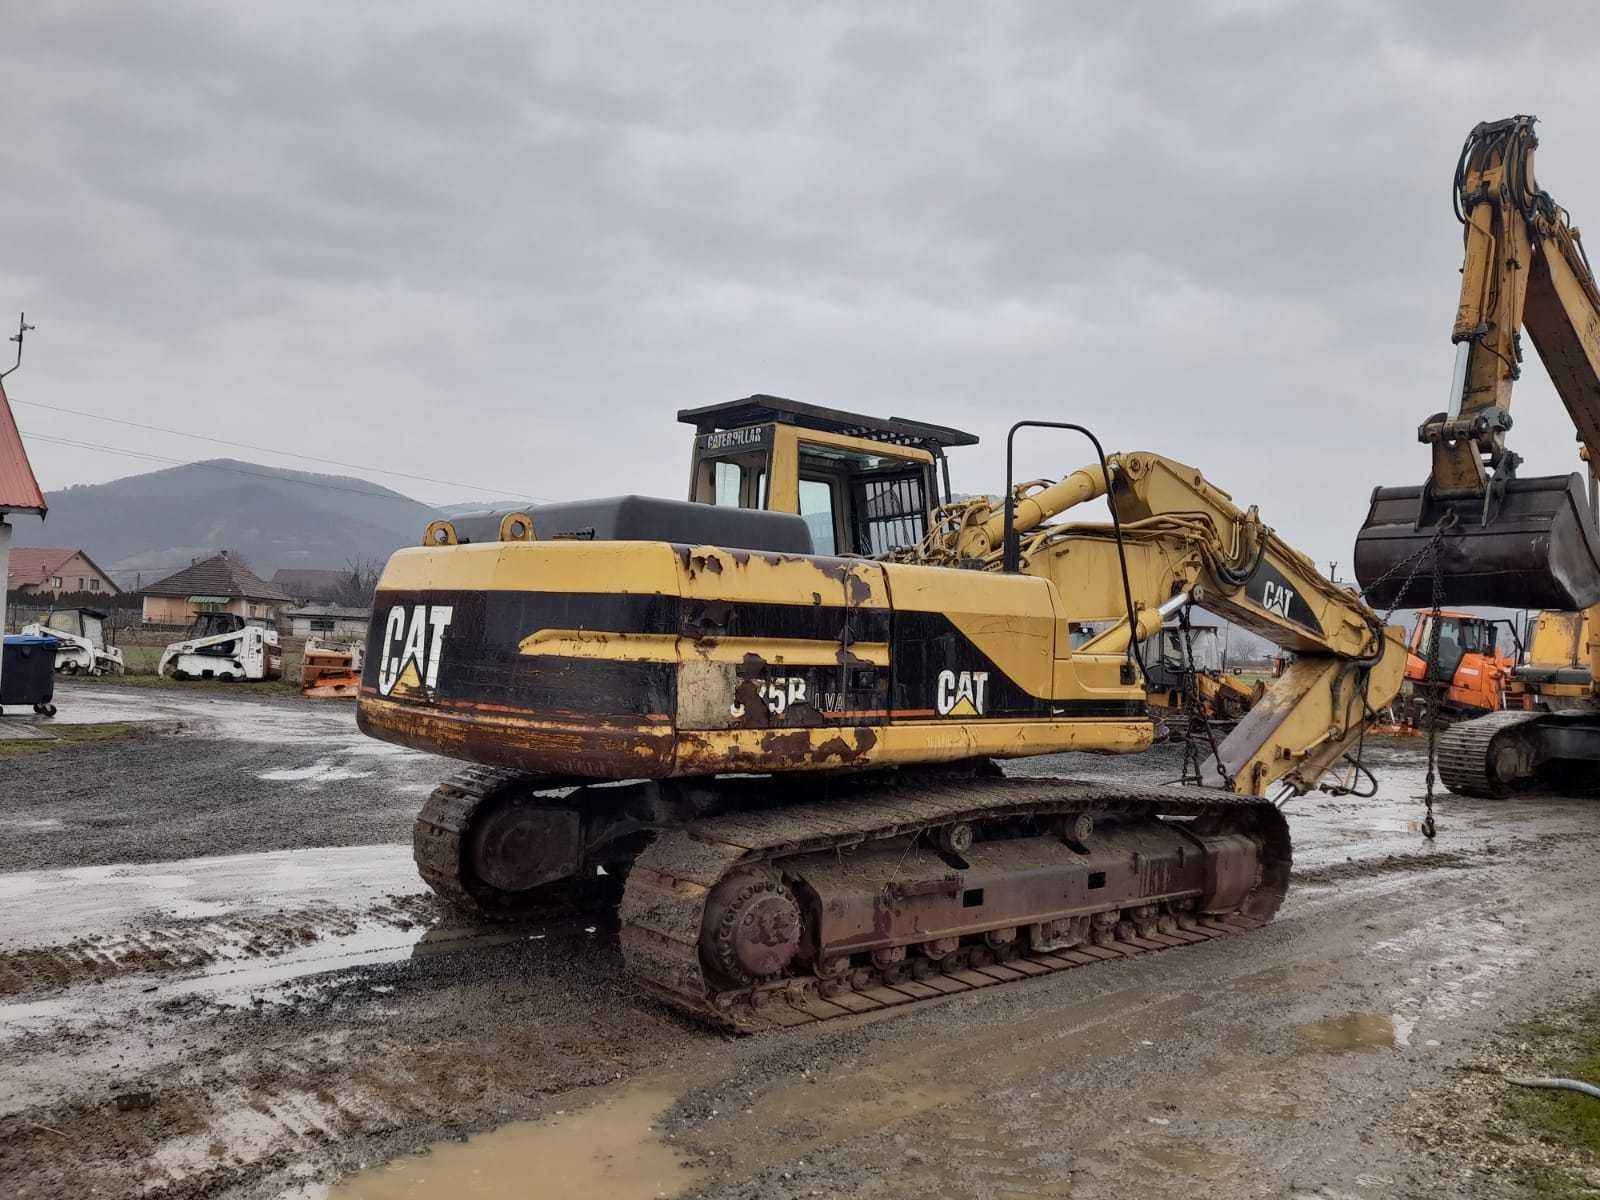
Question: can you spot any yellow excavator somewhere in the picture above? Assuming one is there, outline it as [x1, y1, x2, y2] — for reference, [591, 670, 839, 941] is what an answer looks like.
[359, 396, 1405, 1030]
[1356, 116, 1600, 796]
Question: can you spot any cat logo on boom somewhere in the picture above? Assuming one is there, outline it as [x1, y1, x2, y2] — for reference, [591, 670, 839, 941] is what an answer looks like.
[936, 669, 989, 716]
[1261, 580, 1296, 619]
[376, 604, 453, 697]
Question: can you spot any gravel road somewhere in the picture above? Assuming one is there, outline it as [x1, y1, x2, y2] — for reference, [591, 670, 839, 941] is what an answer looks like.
[0, 682, 1595, 1199]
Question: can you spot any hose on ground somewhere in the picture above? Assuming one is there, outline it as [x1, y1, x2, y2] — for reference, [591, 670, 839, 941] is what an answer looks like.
[1505, 1075, 1600, 1101]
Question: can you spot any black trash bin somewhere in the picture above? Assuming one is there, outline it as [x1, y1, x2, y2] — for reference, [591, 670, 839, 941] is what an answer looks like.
[1, 634, 58, 716]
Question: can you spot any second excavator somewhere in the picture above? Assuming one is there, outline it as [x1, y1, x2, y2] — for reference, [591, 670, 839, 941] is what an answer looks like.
[357, 396, 1405, 1031]
[1356, 116, 1600, 796]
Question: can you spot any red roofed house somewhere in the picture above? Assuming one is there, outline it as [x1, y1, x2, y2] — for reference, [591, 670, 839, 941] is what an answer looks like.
[141, 551, 291, 626]
[7, 547, 120, 598]
[1, 368, 49, 693]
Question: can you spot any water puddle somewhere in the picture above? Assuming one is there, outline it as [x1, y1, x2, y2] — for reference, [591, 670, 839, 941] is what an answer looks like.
[1294, 1013, 1397, 1053]
[259, 759, 375, 783]
[323, 1089, 702, 1199]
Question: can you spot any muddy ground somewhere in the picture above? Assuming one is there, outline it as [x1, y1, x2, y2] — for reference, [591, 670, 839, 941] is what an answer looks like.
[1, 683, 1596, 1199]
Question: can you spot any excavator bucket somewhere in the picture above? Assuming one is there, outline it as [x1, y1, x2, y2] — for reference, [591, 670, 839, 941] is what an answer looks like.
[1353, 472, 1600, 610]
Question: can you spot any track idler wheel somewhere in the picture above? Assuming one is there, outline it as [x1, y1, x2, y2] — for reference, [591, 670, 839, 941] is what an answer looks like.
[700, 872, 803, 987]
[468, 798, 583, 894]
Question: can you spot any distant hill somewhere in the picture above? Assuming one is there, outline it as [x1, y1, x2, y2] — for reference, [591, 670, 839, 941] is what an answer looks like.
[16, 459, 440, 589]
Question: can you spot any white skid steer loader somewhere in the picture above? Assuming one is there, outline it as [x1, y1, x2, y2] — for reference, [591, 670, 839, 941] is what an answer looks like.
[20, 608, 125, 675]
[158, 613, 283, 681]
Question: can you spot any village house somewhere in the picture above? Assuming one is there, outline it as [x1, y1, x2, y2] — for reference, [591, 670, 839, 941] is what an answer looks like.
[140, 551, 291, 626]
[282, 604, 371, 640]
[6, 547, 121, 597]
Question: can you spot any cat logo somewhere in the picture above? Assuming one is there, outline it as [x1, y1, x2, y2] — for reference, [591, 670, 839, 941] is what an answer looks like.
[936, 669, 989, 717]
[1261, 580, 1296, 619]
[376, 604, 454, 697]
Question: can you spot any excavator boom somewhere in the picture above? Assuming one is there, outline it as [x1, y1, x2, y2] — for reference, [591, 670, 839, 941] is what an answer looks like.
[1356, 115, 1600, 610]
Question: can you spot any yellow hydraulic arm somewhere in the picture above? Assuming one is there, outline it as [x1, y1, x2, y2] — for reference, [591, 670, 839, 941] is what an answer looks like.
[901, 449, 1408, 796]
[1429, 115, 1600, 496]
[1356, 116, 1600, 616]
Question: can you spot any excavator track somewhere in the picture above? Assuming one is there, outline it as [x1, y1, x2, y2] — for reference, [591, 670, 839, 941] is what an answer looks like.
[414, 766, 603, 918]
[619, 775, 1289, 1033]
[1436, 710, 1545, 798]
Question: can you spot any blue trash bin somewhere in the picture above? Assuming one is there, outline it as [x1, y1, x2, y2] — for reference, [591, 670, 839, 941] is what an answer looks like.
[2, 634, 59, 716]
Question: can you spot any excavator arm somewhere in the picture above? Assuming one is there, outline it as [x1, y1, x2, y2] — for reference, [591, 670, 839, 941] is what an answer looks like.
[1357, 115, 1600, 609]
[901, 450, 1409, 797]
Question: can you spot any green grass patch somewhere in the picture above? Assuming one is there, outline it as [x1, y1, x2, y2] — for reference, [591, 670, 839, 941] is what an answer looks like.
[1505, 1002, 1600, 1192]
[0, 721, 152, 758]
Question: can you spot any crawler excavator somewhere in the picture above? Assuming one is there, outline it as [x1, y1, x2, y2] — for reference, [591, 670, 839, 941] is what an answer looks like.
[358, 397, 1404, 1031]
[1356, 116, 1600, 797]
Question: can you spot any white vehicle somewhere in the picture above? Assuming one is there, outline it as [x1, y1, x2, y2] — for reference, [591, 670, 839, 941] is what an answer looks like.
[158, 613, 283, 682]
[20, 608, 125, 675]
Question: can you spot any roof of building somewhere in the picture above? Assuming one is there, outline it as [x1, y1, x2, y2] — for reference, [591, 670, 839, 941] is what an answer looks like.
[6, 547, 122, 593]
[142, 552, 291, 601]
[677, 394, 980, 451]
[0, 377, 47, 515]
[271, 568, 350, 593]
[284, 604, 370, 619]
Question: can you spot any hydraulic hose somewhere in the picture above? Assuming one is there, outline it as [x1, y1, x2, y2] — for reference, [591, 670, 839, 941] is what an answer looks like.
[1505, 1075, 1600, 1101]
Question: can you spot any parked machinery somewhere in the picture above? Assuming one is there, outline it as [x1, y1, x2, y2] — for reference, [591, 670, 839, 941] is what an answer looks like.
[158, 612, 283, 682]
[1504, 610, 1592, 711]
[300, 638, 365, 699]
[1396, 610, 1516, 725]
[19, 607, 124, 676]
[1355, 117, 1600, 795]
[1140, 624, 1264, 731]
[356, 394, 1405, 1031]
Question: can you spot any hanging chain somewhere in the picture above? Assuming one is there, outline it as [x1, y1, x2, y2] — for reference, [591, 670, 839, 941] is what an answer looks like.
[1345, 513, 1456, 839]
[1418, 534, 1447, 840]
[1174, 606, 1236, 791]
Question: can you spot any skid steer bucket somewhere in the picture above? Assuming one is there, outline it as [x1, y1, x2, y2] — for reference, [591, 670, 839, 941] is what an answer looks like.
[1353, 472, 1600, 610]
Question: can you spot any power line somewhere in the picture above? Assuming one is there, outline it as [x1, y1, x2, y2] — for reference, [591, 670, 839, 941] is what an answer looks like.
[19, 429, 483, 507]
[10, 395, 550, 503]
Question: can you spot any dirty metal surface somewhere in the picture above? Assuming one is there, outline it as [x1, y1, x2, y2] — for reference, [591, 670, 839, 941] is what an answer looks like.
[1355, 472, 1600, 609]
[619, 775, 1288, 1032]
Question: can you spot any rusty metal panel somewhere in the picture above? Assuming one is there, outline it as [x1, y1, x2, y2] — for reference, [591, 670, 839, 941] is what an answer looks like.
[0, 378, 45, 515]
[795, 825, 1208, 956]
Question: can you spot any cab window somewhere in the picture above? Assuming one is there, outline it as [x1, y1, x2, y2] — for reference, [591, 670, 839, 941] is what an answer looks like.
[798, 441, 930, 556]
[798, 478, 837, 555]
[712, 461, 742, 508]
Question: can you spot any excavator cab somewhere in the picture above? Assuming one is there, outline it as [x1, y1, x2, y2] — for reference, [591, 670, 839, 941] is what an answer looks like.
[431, 395, 979, 559]
[679, 395, 977, 556]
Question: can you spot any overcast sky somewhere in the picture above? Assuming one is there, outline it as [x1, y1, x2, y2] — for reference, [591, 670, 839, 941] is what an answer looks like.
[4, 1, 1600, 572]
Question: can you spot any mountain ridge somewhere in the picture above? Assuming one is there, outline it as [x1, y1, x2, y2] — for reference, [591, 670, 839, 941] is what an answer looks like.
[14, 458, 444, 587]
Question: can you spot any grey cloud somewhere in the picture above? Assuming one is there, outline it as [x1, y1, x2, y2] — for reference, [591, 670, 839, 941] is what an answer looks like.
[5, 1, 1600, 575]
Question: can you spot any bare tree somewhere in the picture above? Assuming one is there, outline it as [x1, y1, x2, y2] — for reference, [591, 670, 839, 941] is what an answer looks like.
[331, 557, 383, 608]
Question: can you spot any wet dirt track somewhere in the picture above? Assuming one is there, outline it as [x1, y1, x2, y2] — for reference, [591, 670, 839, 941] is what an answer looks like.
[1, 684, 1596, 1199]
